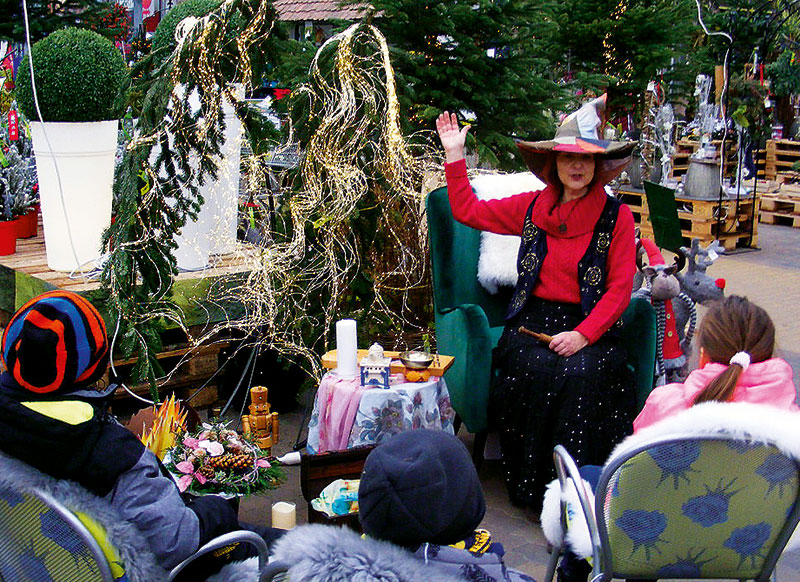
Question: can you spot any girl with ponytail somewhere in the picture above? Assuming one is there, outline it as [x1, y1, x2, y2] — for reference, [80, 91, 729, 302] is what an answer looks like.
[634, 295, 799, 431]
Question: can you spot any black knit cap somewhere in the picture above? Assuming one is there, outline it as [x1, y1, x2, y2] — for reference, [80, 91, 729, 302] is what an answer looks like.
[358, 429, 486, 548]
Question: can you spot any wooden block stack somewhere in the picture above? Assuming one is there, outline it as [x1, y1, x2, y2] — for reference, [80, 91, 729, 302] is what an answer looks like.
[616, 186, 759, 251]
[764, 139, 800, 181]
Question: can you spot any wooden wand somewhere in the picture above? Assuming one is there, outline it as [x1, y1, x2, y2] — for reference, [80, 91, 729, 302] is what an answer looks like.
[518, 326, 553, 344]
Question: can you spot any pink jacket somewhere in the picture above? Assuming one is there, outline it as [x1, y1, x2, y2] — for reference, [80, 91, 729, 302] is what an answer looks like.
[633, 357, 800, 432]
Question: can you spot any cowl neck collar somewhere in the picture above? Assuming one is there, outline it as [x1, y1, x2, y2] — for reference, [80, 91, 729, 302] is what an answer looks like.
[532, 182, 607, 238]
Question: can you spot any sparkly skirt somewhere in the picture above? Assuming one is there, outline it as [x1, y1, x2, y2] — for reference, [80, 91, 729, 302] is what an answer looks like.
[491, 297, 636, 511]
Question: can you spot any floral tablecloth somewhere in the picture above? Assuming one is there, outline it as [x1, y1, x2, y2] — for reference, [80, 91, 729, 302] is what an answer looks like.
[306, 373, 455, 453]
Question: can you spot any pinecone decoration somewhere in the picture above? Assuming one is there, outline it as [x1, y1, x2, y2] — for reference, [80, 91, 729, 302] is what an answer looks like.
[207, 453, 253, 471]
[198, 463, 216, 479]
[230, 454, 254, 470]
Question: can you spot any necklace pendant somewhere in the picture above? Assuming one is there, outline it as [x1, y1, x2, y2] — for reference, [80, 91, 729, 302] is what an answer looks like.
[558, 223, 567, 233]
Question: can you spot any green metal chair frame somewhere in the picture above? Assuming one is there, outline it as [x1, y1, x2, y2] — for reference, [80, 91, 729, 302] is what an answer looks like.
[545, 435, 800, 582]
[0, 479, 272, 582]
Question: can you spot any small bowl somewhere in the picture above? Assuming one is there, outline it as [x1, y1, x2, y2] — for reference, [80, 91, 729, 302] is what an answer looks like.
[399, 350, 434, 370]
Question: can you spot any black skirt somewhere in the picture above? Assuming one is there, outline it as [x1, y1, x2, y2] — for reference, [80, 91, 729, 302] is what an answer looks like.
[491, 297, 636, 511]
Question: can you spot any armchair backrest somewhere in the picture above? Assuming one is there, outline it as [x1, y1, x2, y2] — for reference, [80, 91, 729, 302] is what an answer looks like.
[426, 186, 508, 327]
[619, 296, 657, 409]
[0, 481, 117, 581]
[596, 433, 800, 581]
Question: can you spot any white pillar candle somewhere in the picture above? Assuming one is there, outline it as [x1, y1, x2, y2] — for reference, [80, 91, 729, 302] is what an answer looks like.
[271, 501, 296, 530]
[335, 319, 358, 378]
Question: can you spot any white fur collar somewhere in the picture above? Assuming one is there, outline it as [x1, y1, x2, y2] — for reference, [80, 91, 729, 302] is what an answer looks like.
[471, 172, 544, 294]
[541, 402, 800, 558]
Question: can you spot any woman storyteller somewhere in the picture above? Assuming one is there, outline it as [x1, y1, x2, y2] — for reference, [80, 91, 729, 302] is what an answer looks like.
[436, 107, 637, 510]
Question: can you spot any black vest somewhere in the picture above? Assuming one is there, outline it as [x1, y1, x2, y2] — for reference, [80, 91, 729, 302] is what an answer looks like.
[507, 193, 622, 325]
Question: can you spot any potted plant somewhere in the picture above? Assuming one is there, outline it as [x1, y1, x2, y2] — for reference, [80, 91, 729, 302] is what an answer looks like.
[16, 27, 130, 271]
[0, 117, 37, 254]
[152, 0, 244, 263]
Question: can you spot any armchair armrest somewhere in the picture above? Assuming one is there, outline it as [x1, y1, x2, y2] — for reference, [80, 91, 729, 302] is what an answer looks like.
[169, 530, 268, 581]
[260, 559, 291, 581]
[436, 304, 501, 433]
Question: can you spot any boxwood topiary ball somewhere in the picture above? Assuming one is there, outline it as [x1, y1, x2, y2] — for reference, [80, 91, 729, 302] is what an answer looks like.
[151, 0, 222, 56]
[16, 28, 129, 123]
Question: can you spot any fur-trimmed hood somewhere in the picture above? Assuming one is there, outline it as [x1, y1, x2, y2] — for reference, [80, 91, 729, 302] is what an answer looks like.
[542, 402, 800, 558]
[270, 523, 468, 582]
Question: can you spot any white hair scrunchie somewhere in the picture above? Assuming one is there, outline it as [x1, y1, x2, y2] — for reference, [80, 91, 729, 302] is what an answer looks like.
[729, 351, 751, 370]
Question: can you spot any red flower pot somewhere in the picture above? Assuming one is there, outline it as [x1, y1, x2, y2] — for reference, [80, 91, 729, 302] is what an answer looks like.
[0, 219, 19, 255]
[16, 207, 39, 239]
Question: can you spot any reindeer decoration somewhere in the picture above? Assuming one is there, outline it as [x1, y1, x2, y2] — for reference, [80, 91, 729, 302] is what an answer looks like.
[633, 237, 695, 383]
[676, 238, 726, 305]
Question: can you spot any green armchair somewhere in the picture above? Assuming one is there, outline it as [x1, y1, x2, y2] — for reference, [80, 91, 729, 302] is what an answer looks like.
[426, 186, 511, 463]
[426, 186, 658, 464]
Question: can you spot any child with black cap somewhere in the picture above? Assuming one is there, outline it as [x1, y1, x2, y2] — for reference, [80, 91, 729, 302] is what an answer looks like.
[269, 429, 535, 582]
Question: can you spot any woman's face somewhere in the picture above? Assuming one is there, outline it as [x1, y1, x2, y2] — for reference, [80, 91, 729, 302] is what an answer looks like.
[555, 152, 595, 195]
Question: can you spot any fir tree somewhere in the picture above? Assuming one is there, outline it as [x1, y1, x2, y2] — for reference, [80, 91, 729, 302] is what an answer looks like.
[344, 0, 568, 169]
[548, 0, 697, 112]
[0, 0, 108, 43]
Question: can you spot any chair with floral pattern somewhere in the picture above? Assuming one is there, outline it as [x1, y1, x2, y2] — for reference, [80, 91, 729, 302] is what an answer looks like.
[541, 402, 800, 582]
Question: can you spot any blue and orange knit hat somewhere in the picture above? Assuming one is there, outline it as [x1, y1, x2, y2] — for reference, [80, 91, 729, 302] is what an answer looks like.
[1, 291, 109, 395]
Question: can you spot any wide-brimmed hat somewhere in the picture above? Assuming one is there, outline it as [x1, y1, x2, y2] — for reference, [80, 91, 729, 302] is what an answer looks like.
[516, 95, 634, 185]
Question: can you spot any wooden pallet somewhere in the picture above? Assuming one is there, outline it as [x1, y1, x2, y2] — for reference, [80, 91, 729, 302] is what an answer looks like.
[759, 212, 800, 227]
[758, 195, 800, 229]
[764, 139, 800, 181]
[0, 218, 260, 295]
[103, 335, 228, 405]
[671, 139, 738, 180]
[0, 216, 255, 405]
[760, 196, 800, 214]
[617, 186, 759, 250]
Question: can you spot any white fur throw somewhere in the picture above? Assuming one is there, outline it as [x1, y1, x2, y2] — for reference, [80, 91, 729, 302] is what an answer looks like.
[471, 173, 545, 294]
[540, 402, 800, 558]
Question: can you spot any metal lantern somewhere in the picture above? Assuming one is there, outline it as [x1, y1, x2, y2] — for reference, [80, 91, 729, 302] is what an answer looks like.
[360, 343, 392, 389]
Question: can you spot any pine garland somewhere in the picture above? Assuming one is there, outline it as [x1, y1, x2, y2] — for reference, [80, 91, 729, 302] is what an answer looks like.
[100, 0, 279, 399]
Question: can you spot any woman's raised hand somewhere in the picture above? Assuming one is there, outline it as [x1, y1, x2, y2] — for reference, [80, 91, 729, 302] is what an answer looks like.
[436, 111, 470, 164]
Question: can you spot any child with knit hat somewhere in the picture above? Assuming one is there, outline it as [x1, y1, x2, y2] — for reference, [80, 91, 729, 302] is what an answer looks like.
[359, 429, 535, 581]
[269, 429, 536, 582]
[0, 290, 282, 577]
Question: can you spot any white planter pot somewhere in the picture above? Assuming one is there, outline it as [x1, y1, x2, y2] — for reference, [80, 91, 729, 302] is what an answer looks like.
[30, 120, 117, 272]
[197, 92, 242, 256]
[172, 208, 212, 271]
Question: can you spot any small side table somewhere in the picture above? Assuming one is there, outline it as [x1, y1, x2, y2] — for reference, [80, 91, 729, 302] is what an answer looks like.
[306, 353, 456, 453]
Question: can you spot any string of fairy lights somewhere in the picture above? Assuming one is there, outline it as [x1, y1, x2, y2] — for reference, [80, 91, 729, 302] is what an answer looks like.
[107, 8, 441, 396]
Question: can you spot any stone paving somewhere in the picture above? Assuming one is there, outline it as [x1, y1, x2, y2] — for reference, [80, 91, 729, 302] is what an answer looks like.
[236, 223, 800, 581]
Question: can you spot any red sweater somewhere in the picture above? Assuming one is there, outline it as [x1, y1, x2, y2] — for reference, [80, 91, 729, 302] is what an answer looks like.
[445, 159, 636, 343]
